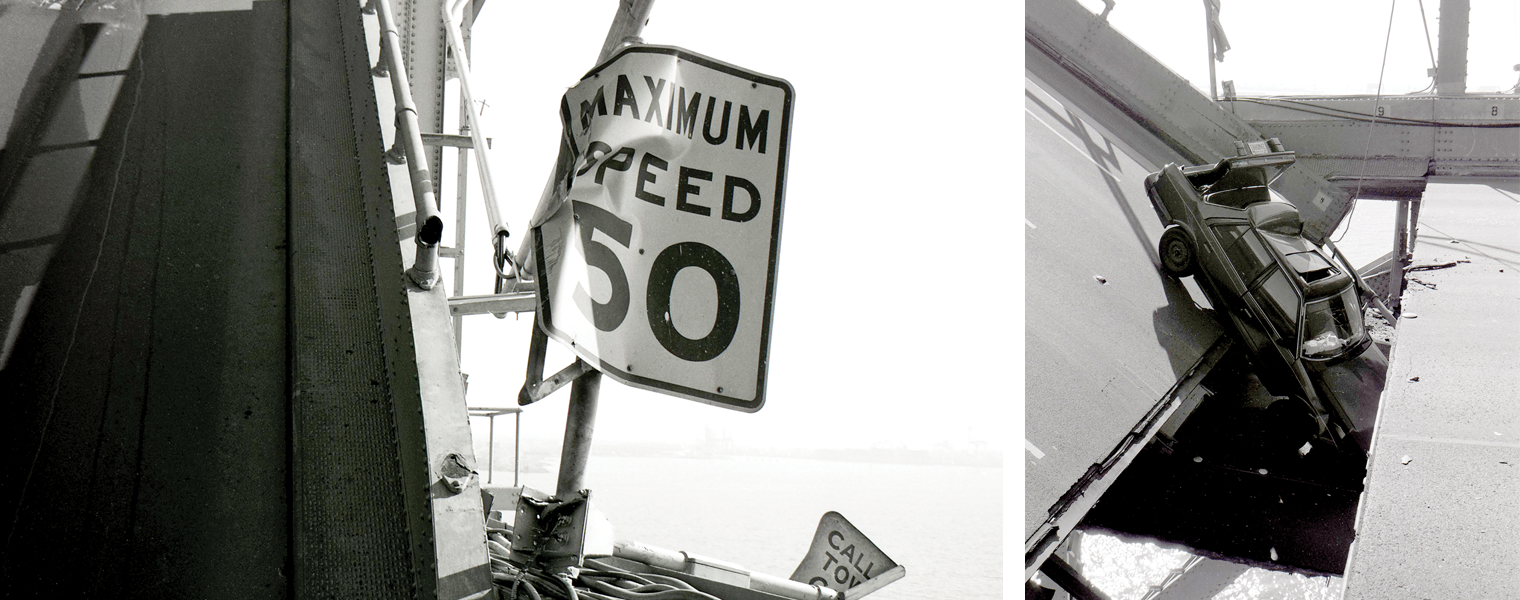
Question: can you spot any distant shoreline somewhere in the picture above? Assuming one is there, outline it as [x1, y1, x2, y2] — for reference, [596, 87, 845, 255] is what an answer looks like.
[509, 444, 1003, 470]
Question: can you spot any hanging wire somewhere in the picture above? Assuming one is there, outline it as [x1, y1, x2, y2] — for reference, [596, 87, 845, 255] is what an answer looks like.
[1410, 0, 1434, 94]
[1336, 0, 1401, 244]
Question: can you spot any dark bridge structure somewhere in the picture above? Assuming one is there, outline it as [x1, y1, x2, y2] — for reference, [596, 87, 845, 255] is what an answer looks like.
[2, 1, 488, 597]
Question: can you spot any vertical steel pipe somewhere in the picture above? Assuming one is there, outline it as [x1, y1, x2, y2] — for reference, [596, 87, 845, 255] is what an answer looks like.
[596, 0, 658, 63]
[544, 0, 655, 503]
[1407, 197, 1423, 255]
[514, 412, 521, 487]
[486, 412, 495, 484]
[452, 110, 470, 357]
[556, 365, 601, 498]
[1203, 0, 1217, 101]
[1390, 199, 1411, 312]
[373, 0, 444, 287]
[1436, 0, 1470, 95]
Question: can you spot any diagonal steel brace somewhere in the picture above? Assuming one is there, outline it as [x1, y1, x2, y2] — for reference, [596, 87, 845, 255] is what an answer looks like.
[517, 316, 592, 406]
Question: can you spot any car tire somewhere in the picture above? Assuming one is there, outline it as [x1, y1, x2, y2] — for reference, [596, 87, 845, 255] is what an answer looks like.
[1159, 226, 1196, 277]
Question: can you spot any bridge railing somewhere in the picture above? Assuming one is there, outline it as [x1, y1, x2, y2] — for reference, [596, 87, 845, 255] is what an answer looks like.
[369, 0, 444, 288]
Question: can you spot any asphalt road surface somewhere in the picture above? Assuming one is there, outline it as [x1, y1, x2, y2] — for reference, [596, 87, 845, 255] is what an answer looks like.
[1024, 42, 1223, 538]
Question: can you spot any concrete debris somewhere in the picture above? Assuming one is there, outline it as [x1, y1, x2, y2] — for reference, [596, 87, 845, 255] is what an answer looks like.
[1270, 547, 1278, 561]
[1400, 456, 1412, 465]
[1408, 260, 1470, 272]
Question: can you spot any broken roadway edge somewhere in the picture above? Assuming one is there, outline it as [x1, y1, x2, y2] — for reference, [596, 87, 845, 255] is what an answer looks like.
[1341, 180, 1520, 599]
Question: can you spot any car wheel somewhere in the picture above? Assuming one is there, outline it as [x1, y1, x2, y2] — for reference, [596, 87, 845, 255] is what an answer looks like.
[1159, 226, 1196, 277]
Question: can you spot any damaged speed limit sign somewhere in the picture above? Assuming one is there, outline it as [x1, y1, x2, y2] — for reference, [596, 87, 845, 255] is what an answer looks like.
[527, 45, 793, 411]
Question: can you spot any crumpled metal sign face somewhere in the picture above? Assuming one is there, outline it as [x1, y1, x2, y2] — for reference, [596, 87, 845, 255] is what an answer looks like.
[530, 45, 792, 412]
[790, 511, 902, 594]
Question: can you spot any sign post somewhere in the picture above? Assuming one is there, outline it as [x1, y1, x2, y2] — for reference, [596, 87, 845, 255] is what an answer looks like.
[529, 45, 794, 412]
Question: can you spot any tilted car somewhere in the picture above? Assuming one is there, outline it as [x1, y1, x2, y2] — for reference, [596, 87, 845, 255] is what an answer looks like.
[1144, 145, 1387, 454]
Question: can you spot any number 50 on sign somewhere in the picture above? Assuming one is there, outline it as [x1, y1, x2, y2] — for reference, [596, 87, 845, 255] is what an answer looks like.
[529, 46, 793, 411]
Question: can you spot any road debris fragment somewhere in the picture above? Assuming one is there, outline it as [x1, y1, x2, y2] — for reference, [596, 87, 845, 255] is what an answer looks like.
[1094, 275, 1107, 284]
[1408, 260, 1469, 272]
[1409, 376, 1420, 382]
[1270, 547, 1278, 561]
[1401, 455, 1412, 465]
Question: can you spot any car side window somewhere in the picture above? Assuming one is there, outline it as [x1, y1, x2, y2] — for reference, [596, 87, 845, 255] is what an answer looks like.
[1214, 225, 1274, 284]
[1253, 268, 1301, 341]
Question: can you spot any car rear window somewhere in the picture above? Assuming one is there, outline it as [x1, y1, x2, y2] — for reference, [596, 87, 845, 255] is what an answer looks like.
[1284, 251, 1338, 282]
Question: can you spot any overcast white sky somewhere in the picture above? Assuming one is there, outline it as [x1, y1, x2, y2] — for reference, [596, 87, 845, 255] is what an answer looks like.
[1076, 0, 1520, 96]
[448, 1, 1018, 453]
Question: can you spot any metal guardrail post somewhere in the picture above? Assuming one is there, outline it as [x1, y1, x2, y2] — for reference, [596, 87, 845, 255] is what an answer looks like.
[372, 0, 444, 288]
[468, 407, 523, 485]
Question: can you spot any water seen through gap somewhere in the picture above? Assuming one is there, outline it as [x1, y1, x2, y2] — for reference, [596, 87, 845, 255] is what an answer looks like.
[507, 455, 1002, 600]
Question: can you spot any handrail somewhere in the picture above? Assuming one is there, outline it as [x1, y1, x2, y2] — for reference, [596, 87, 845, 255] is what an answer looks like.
[373, 0, 444, 288]
[442, 0, 511, 277]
